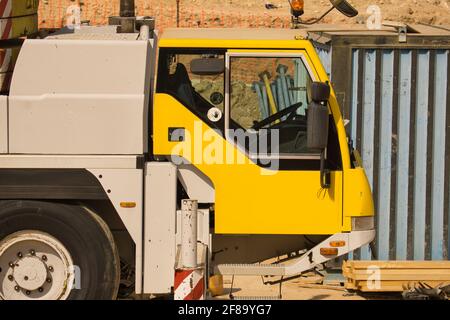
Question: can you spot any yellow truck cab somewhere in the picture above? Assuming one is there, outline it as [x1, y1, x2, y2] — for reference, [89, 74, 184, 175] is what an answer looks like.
[155, 28, 374, 233]
[153, 28, 375, 276]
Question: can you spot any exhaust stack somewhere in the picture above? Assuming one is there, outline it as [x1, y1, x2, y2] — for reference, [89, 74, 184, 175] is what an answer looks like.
[120, 0, 135, 18]
[110, 0, 155, 35]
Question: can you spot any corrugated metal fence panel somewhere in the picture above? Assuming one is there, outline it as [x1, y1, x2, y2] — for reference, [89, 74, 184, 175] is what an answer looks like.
[313, 42, 331, 77]
[396, 50, 412, 260]
[349, 48, 450, 261]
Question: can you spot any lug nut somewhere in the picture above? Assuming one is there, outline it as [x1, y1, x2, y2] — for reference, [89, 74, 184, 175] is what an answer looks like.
[48, 266, 54, 272]
[25, 290, 31, 295]
[8, 262, 14, 268]
[38, 287, 43, 293]
[42, 255, 47, 261]
[24, 276, 29, 281]
[14, 286, 20, 291]
[17, 252, 22, 258]
[46, 278, 52, 283]
[30, 249, 36, 256]
[8, 275, 13, 281]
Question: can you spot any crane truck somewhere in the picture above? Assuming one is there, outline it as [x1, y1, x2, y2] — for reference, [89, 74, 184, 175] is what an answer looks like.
[0, 0, 375, 300]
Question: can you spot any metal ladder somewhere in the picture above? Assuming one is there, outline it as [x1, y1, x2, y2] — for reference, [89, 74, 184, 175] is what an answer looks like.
[216, 254, 309, 300]
[227, 274, 284, 300]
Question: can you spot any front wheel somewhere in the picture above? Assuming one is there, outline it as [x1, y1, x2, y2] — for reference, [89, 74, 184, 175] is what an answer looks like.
[0, 201, 120, 300]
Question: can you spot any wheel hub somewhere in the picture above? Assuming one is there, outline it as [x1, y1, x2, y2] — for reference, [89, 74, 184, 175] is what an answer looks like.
[13, 256, 47, 291]
[0, 231, 74, 300]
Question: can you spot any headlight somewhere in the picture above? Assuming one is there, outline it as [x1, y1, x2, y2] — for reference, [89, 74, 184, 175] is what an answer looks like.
[352, 216, 374, 231]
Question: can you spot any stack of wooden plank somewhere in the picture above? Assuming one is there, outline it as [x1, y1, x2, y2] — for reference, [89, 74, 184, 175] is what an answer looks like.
[343, 261, 450, 292]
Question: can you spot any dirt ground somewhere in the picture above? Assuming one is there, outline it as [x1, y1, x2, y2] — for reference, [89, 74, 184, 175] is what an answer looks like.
[215, 275, 366, 300]
[213, 274, 404, 300]
[213, 275, 402, 300]
[210, 259, 401, 300]
[38, 0, 450, 30]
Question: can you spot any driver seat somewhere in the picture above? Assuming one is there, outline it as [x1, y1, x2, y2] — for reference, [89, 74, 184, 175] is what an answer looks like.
[167, 63, 196, 108]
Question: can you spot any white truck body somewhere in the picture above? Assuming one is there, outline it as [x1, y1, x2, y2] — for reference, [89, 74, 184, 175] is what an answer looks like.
[7, 28, 153, 155]
[0, 26, 156, 294]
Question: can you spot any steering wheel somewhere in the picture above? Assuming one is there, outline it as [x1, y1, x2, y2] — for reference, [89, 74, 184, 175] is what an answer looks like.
[252, 102, 303, 130]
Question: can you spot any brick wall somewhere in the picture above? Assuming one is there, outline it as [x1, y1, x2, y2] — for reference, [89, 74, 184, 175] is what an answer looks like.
[38, 0, 292, 30]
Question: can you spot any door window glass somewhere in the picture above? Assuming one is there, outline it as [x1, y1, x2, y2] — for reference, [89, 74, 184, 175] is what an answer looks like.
[229, 56, 314, 155]
[158, 52, 224, 111]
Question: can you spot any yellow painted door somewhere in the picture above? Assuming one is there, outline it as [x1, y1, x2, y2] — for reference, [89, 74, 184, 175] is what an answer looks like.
[153, 49, 343, 235]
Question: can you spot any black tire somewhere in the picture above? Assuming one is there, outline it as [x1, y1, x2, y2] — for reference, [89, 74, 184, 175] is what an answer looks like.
[0, 200, 120, 300]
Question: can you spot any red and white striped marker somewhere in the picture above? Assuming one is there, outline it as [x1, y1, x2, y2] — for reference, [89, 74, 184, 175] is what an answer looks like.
[174, 269, 205, 300]
[0, 0, 12, 40]
[174, 199, 205, 300]
[0, 0, 12, 18]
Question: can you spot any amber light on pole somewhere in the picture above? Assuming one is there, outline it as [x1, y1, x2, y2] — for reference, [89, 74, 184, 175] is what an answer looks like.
[289, 0, 305, 17]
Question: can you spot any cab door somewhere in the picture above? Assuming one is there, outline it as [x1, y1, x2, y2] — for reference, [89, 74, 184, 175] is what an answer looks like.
[153, 49, 343, 235]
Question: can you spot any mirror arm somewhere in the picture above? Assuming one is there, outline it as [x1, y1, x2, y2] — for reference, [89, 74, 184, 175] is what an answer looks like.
[320, 150, 331, 189]
[298, 6, 335, 25]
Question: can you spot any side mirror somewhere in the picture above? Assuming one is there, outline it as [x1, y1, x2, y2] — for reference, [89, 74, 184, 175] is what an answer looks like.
[330, 0, 359, 18]
[307, 82, 330, 150]
[190, 58, 224, 75]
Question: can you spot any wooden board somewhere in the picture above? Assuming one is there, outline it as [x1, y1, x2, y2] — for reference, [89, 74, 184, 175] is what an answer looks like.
[343, 260, 450, 292]
[345, 280, 448, 292]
